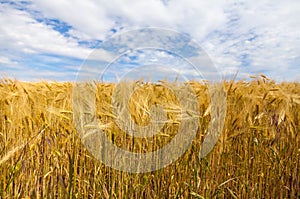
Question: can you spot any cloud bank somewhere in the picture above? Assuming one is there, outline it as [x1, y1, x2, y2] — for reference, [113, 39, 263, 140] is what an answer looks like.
[0, 0, 299, 81]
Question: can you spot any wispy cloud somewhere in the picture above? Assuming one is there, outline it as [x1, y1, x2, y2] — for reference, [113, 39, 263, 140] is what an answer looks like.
[0, 0, 299, 81]
[202, 0, 300, 81]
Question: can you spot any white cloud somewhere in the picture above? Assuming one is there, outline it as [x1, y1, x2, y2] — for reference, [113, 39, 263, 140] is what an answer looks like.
[0, 0, 299, 81]
[31, 0, 228, 40]
[0, 56, 18, 66]
[31, 0, 114, 40]
[0, 4, 92, 59]
[200, 0, 300, 81]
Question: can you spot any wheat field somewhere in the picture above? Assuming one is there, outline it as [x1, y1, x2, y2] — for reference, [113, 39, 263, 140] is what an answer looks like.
[0, 76, 299, 198]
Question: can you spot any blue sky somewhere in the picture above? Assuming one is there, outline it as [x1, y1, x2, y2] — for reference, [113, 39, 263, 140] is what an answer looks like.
[0, 0, 299, 82]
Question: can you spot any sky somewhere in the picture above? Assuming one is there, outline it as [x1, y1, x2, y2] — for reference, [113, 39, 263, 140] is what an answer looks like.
[0, 0, 299, 82]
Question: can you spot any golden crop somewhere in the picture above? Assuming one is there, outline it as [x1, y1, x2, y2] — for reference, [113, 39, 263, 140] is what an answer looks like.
[0, 77, 299, 198]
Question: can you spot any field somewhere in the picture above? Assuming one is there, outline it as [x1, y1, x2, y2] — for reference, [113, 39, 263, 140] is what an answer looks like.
[0, 77, 299, 198]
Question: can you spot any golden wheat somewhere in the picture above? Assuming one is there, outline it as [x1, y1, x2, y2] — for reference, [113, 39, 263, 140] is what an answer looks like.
[0, 77, 299, 198]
